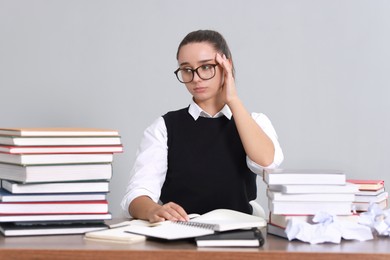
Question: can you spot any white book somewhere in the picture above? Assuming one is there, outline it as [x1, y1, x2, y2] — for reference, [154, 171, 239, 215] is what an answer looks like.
[269, 200, 353, 215]
[0, 127, 119, 137]
[0, 188, 107, 202]
[0, 136, 121, 146]
[268, 182, 359, 194]
[0, 163, 112, 183]
[269, 213, 359, 229]
[353, 199, 388, 211]
[356, 188, 385, 196]
[267, 189, 356, 202]
[269, 214, 316, 229]
[0, 153, 114, 165]
[0, 213, 112, 223]
[263, 169, 346, 185]
[0, 200, 108, 214]
[354, 191, 388, 203]
[0, 144, 124, 154]
[1, 180, 110, 194]
[125, 209, 266, 240]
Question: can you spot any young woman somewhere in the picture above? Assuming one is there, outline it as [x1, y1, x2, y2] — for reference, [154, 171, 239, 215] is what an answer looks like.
[121, 30, 283, 223]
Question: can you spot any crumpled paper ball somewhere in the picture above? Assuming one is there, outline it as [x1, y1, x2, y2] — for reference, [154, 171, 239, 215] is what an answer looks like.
[358, 203, 390, 236]
[285, 211, 373, 244]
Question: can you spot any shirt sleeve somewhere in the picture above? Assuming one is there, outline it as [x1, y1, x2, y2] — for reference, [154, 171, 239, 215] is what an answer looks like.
[120, 116, 168, 218]
[246, 112, 284, 175]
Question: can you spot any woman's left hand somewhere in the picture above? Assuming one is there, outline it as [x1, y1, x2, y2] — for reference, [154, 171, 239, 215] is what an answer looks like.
[215, 53, 238, 105]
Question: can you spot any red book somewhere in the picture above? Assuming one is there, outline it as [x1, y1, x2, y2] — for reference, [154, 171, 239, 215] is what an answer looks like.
[347, 179, 385, 191]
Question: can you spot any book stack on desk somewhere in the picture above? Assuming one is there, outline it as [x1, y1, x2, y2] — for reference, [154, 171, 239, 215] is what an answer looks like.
[347, 179, 388, 212]
[262, 169, 360, 238]
[0, 127, 123, 236]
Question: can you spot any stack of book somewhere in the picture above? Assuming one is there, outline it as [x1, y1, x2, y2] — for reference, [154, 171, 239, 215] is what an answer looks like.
[347, 179, 388, 212]
[263, 169, 360, 238]
[0, 127, 123, 236]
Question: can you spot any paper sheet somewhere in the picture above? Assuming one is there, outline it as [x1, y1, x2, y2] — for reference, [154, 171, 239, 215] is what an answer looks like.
[285, 211, 373, 244]
[359, 203, 390, 236]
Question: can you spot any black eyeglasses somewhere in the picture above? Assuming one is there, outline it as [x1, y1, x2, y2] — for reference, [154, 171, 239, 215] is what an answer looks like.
[174, 64, 218, 83]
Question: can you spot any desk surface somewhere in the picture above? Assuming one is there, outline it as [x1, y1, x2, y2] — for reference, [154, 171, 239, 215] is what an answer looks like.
[1, 226, 390, 259]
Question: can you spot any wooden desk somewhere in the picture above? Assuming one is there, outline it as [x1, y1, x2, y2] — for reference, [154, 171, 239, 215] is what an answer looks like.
[1, 228, 390, 260]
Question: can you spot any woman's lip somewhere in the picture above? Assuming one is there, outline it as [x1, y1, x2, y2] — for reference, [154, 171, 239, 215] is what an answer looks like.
[194, 87, 206, 92]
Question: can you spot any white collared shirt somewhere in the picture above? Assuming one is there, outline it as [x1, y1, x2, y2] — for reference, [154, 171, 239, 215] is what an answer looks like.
[188, 101, 233, 120]
[120, 101, 284, 217]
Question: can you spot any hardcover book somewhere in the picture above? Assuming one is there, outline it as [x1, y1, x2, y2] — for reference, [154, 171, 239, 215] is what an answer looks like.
[1, 180, 110, 194]
[0, 152, 114, 165]
[268, 213, 359, 229]
[347, 179, 385, 191]
[0, 222, 108, 237]
[356, 188, 385, 196]
[0, 136, 121, 146]
[268, 182, 359, 194]
[0, 127, 119, 137]
[0, 188, 107, 202]
[354, 191, 388, 203]
[267, 189, 356, 202]
[0, 200, 109, 215]
[0, 163, 112, 183]
[267, 223, 288, 238]
[352, 198, 388, 212]
[269, 200, 353, 215]
[195, 228, 264, 247]
[0, 213, 112, 223]
[263, 169, 346, 185]
[0, 144, 124, 154]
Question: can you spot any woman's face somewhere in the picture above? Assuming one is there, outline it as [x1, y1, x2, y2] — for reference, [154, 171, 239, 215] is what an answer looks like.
[177, 42, 223, 103]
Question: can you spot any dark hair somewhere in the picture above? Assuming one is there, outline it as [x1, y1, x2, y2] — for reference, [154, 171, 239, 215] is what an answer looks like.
[176, 30, 235, 77]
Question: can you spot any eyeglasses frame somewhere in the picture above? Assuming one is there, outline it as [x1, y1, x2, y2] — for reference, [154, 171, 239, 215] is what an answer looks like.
[174, 64, 218, 83]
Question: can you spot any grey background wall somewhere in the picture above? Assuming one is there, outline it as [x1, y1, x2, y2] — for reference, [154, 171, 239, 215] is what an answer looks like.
[1, 0, 389, 217]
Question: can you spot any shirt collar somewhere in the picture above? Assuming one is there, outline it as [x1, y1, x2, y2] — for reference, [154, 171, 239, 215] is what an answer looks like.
[188, 100, 232, 120]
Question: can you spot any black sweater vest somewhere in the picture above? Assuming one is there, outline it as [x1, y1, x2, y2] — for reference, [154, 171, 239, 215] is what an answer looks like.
[161, 108, 257, 215]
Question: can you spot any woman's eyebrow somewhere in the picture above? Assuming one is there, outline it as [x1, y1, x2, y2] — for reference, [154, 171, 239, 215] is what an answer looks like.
[179, 61, 191, 67]
[179, 59, 215, 67]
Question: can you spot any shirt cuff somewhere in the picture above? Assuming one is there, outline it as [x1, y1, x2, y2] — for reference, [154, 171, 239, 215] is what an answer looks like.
[246, 156, 281, 176]
[120, 188, 160, 218]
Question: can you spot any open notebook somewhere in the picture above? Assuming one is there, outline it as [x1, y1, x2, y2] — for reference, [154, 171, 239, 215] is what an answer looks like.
[124, 209, 267, 240]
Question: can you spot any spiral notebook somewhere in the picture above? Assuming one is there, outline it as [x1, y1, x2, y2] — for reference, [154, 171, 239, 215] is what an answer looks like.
[124, 209, 266, 240]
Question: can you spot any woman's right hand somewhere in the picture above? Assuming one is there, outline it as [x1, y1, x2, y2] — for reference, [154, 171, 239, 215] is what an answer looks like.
[147, 202, 189, 223]
[129, 196, 189, 223]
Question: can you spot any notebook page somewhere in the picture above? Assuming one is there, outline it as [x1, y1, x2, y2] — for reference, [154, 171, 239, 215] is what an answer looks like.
[191, 209, 266, 231]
